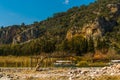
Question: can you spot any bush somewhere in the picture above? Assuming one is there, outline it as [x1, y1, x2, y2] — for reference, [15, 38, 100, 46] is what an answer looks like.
[76, 60, 107, 67]
[89, 62, 107, 67]
[76, 61, 89, 67]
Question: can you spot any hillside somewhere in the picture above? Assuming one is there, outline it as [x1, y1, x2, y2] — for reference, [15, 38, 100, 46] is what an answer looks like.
[0, 0, 120, 56]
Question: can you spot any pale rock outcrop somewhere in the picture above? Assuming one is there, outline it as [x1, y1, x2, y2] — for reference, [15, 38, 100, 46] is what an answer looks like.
[107, 3, 120, 14]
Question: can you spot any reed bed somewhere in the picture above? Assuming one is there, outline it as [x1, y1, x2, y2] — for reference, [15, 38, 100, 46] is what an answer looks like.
[0, 56, 57, 67]
[0, 56, 31, 67]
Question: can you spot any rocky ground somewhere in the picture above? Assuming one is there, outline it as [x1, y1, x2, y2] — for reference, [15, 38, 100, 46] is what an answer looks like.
[0, 64, 120, 80]
[68, 64, 120, 80]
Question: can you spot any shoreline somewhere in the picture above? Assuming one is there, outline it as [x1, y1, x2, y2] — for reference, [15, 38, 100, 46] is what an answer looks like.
[0, 64, 120, 80]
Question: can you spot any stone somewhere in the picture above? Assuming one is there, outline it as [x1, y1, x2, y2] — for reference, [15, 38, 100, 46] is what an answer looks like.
[116, 64, 120, 69]
[0, 73, 3, 78]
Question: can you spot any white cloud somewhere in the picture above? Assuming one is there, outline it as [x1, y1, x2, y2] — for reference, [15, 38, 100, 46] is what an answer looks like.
[64, 0, 69, 5]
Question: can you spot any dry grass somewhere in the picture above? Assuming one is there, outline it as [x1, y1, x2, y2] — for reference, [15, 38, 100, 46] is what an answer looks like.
[26, 76, 68, 80]
[0, 56, 57, 67]
[94, 75, 120, 80]
[25, 75, 120, 80]
[0, 55, 108, 67]
[0, 56, 31, 67]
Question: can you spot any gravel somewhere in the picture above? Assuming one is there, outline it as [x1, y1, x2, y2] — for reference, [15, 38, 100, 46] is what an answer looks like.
[0, 64, 119, 80]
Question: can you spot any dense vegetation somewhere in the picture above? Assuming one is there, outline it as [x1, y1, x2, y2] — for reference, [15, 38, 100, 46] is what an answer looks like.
[0, 0, 120, 58]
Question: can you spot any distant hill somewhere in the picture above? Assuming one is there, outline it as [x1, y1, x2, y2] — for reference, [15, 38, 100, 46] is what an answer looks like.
[0, 0, 120, 56]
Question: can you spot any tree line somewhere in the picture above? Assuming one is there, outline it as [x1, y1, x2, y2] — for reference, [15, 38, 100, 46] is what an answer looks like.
[0, 35, 108, 56]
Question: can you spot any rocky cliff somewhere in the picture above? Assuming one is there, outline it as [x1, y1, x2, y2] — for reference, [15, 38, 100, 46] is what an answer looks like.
[66, 17, 117, 41]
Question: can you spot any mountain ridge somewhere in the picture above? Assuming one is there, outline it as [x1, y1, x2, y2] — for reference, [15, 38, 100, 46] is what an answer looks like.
[0, 0, 120, 56]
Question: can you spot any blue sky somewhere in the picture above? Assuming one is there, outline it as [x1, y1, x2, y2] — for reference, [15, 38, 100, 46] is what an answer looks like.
[0, 0, 95, 27]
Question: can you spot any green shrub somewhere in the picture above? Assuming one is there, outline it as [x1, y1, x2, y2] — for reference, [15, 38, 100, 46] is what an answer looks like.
[89, 62, 107, 67]
[76, 61, 89, 67]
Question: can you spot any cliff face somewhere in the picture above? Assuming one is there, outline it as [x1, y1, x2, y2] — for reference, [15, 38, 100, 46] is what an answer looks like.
[0, 25, 46, 44]
[82, 19, 103, 40]
[0, 26, 21, 44]
[107, 3, 120, 15]
[12, 26, 45, 44]
[66, 17, 117, 40]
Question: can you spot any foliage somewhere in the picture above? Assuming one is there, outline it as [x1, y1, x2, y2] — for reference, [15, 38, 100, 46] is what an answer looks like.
[88, 62, 107, 67]
[76, 61, 89, 67]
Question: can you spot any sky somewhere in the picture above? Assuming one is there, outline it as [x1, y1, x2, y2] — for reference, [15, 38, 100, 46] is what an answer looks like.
[0, 0, 95, 27]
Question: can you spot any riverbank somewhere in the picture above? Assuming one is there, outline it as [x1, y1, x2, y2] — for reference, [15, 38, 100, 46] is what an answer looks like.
[0, 64, 120, 80]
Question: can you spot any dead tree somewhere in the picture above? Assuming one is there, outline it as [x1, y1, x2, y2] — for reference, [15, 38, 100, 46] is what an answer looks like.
[35, 56, 47, 71]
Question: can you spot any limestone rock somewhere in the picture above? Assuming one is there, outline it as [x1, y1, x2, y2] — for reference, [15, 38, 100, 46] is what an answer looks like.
[107, 3, 120, 13]
[116, 64, 120, 69]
